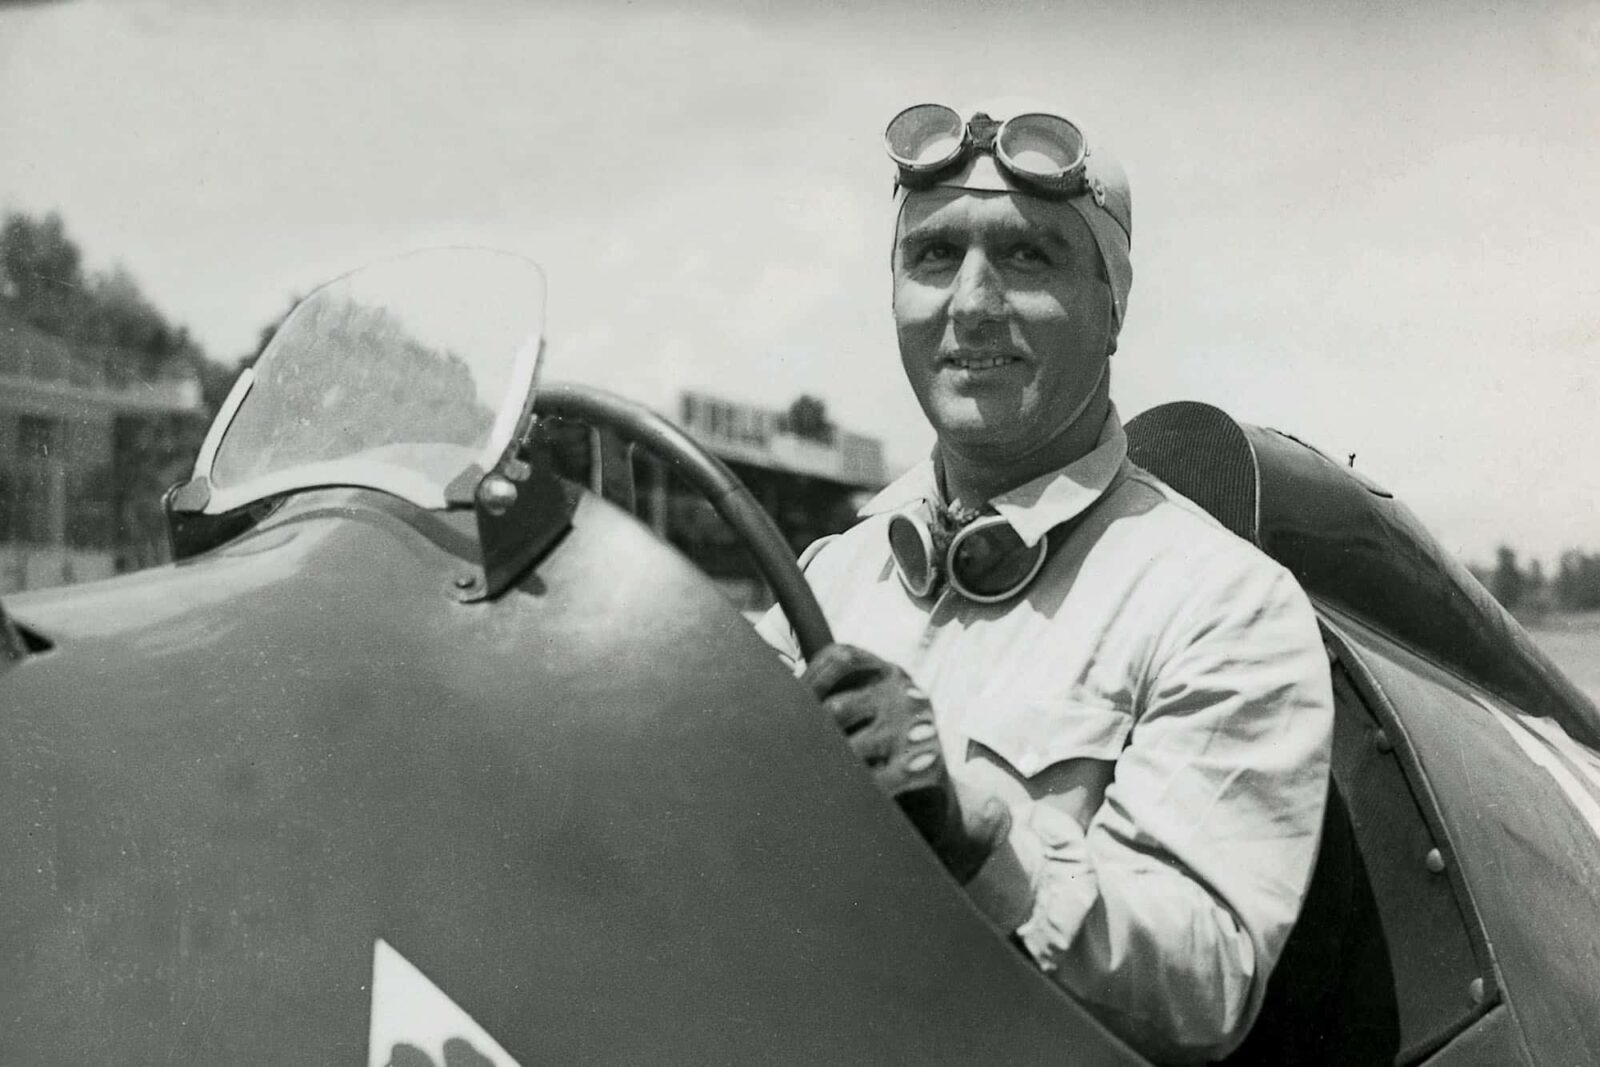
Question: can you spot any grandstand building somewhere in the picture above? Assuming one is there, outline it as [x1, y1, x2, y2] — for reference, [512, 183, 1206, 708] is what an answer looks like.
[674, 391, 887, 608]
[549, 390, 888, 611]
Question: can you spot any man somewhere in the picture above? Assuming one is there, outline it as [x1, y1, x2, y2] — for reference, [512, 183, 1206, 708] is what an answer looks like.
[757, 101, 1333, 1064]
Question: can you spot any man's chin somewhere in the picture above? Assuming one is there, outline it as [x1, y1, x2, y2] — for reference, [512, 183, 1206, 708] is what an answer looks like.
[928, 417, 1025, 457]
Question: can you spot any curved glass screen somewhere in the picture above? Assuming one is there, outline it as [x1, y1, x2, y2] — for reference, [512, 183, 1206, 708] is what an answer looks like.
[203, 248, 546, 513]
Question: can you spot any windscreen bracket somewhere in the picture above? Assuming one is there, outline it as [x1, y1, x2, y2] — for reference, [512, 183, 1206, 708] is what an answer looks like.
[163, 476, 280, 562]
[461, 421, 578, 602]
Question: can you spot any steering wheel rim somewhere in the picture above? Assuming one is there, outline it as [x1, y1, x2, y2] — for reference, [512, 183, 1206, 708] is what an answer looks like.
[531, 383, 834, 661]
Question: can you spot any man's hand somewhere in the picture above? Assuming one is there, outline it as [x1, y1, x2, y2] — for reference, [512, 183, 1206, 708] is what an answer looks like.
[802, 643, 1009, 883]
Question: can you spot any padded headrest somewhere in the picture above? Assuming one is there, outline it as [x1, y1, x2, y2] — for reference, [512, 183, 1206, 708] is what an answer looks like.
[1124, 401, 1261, 547]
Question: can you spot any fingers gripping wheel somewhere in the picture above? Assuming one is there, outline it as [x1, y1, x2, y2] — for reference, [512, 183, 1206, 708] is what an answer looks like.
[803, 643, 1004, 884]
[530, 383, 833, 660]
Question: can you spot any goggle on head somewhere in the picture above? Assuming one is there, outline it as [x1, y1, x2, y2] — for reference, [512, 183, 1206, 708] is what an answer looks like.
[883, 103, 1110, 209]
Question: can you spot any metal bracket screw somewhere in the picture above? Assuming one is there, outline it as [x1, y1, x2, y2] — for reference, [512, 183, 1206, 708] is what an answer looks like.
[477, 474, 519, 515]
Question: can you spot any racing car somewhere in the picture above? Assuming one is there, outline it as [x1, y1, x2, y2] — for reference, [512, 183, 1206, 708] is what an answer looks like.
[3, 248, 1596, 1065]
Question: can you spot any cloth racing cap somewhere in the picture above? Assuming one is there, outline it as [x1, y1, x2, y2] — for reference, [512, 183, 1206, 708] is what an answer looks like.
[891, 99, 1133, 330]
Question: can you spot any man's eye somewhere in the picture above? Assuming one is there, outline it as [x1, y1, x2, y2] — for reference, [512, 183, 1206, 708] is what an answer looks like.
[915, 242, 958, 266]
[1008, 245, 1052, 267]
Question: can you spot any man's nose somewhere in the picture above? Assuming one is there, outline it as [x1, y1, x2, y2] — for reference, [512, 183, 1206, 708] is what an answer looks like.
[949, 248, 1006, 327]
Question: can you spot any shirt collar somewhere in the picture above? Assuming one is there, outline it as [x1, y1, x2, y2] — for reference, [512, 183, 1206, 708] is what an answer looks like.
[858, 406, 1129, 548]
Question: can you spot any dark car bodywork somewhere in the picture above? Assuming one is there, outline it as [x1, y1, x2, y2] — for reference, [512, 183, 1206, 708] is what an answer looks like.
[3, 389, 1597, 1064]
[0, 484, 1145, 1065]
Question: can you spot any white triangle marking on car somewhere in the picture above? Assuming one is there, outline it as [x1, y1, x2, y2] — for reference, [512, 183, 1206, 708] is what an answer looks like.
[367, 938, 523, 1067]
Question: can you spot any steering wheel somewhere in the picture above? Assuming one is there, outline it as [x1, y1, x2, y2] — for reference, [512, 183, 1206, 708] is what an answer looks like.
[532, 383, 834, 661]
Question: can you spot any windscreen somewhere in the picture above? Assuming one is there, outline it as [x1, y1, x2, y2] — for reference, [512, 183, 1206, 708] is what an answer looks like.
[203, 248, 546, 513]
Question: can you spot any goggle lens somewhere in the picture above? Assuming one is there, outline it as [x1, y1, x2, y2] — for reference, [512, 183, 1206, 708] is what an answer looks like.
[888, 512, 937, 598]
[884, 103, 966, 172]
[995, 112, 1088, 183]
[949, 517, 1048, 602]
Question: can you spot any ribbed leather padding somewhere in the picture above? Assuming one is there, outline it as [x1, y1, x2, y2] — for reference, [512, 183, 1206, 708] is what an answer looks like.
[1124, 401, 1261, 546]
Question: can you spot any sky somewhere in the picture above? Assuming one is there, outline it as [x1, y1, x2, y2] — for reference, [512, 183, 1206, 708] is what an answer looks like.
[2, 0, 1598, 565]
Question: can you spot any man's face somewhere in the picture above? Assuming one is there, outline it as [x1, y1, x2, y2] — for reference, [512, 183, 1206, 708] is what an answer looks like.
[893, 189, 1114, 465]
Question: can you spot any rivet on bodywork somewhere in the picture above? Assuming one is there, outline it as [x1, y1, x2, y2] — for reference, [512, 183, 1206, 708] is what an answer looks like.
[1425, 848, 1446, 874]
[1373, 729, 1393, 753]
[1468, 977, 1486, 1006]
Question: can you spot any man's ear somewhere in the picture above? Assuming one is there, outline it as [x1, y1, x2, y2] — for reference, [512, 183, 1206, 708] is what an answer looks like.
[1106, 334, 1118, 358]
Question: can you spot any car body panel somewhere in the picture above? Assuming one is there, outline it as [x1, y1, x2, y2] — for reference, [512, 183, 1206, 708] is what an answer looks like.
[1, 487, 1141, 1065]
[1330, 611, 1600, 1067]
[1314, 635, 1494, 1062]
[1423, 1003, 1523, 1067]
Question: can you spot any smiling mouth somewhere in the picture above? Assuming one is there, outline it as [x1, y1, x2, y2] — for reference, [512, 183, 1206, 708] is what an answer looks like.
[943, 353, 1022, 371]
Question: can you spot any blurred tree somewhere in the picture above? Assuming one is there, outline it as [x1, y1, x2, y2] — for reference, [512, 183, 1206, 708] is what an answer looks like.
[0, 211, 87, 336]
[188, 295, 301, 416]
[1523, 557, 1552, 620]
[86, 266, 170, 347]
[112, 412, 206, 571]
[1491, 545, 1526, 611]
[209, 295, 495, 488]
[198, 356, 244, 414]
[785, 394, 833, 443]
[1556, 551, 1600, 611]
[250, 294, 300, 361]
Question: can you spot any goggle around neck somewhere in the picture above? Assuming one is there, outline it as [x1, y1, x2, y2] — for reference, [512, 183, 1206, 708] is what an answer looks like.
[884, 103, 1099, 202]
[887, 502, 1050, 605]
